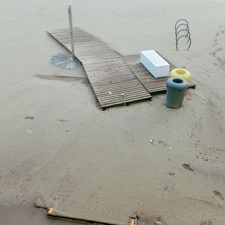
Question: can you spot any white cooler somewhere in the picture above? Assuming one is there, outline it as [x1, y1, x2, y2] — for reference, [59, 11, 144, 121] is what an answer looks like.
[140, 50, 170, 78]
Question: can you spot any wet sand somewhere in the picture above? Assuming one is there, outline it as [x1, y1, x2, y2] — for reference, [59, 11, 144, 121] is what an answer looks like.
[0, 204, 76, 225]
[0, 0, 225, 224]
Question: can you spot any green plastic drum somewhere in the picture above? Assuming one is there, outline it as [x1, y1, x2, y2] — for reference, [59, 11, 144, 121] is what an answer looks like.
[166, 78, 188, 109]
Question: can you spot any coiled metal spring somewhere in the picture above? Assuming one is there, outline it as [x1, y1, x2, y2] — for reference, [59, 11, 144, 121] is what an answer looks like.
[175, 19, 191, 51]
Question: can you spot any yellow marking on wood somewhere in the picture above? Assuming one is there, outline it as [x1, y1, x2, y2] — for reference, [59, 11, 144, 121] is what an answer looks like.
[47, 208, 53, 214]
[130, 218, 135, 225]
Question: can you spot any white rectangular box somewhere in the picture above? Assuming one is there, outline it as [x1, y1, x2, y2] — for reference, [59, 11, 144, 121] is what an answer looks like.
[140, 50, 170, 78]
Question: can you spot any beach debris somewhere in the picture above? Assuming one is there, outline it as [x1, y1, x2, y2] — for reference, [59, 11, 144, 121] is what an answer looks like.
[24, 116, 34, 120]
[66, 129, 70, 132]
[59, 119, 69, 122]
[175, 19, 191, 50]
[108, 91, 112, 95]
[154, 222, 161, 225]
[120, 93, 127, 106]
[158, 140, 170, 148]
[182, 163, 194, 172]
[158, 140, 167, 147]
[150, 139, 154, 144]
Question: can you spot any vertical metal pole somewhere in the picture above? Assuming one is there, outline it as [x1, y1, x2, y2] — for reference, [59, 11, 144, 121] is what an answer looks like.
[68, 4, 75, 58]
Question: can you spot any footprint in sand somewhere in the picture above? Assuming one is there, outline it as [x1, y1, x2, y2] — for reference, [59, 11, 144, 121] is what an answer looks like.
[182, 163, 194, 172]
[213, 190, 225, 201]
[210, 26, 225, 68]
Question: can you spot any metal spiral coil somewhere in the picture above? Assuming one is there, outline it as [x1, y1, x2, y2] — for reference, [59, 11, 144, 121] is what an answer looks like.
[175, 19, 191, 51]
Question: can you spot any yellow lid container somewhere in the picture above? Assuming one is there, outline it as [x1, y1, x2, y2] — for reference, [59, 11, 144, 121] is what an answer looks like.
[169, 68, 191, 81]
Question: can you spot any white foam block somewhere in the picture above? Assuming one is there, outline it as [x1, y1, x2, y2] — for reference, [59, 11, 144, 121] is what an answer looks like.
[140, 50, 170, 78]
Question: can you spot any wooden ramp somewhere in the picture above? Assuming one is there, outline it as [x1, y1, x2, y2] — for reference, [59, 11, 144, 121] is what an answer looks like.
[48, 27, 196, 108]
[48, 27, 151, 109]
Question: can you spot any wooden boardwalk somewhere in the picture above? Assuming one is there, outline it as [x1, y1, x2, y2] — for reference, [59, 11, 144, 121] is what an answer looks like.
[48, 27, 151, 108]
[48, 27, 196, 108]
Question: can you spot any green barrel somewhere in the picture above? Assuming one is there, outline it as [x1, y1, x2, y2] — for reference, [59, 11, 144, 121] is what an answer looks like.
[166, 78, 188, 109]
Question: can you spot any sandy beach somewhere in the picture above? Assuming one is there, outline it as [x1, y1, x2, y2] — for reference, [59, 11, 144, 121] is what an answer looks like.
[0, 0, 225, 224]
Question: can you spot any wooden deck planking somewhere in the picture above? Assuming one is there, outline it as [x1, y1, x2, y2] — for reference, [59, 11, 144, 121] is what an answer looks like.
[48, 27, 196, 108]
[91, 80, 152, 107]
[48, 27, 151, 108]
